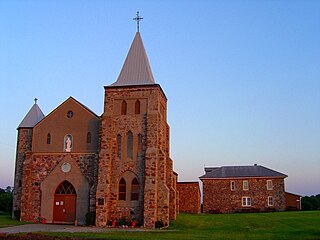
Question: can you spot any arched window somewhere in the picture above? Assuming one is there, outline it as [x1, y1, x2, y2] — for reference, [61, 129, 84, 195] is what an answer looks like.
[86, 132, 92, 144]
[55, 180, 76, 195]
[137, 134, 142, 157]
[64, 134, 73, 152]
[119, 178, 126, 200]
[47, 133, 51, 144]
[117, 134, 122, 159]
[131, 178, 139, 201]
[121, 100, 127, 115]
[135, 100, 140, 114]
[127, 131, 133, 159]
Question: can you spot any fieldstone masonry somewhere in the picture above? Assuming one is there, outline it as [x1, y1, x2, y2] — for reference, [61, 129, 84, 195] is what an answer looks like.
[96, 85, 177, 228]
[177, 182, 201, 213]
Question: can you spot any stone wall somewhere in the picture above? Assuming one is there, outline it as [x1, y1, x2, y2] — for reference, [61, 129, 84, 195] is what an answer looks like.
[285, 192, 301, 210]
[96, 84, 176, 228]
[20, 152, 98, 223]
[177, 182, 201, 213]
[12, 128, 33, 219]
[202, 178, 286, 213]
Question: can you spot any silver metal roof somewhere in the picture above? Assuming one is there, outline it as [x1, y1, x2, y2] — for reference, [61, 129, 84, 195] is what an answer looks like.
[18, 103, 45, 128]
[200, 165, 287, 179]
[111, 32, 155, 86]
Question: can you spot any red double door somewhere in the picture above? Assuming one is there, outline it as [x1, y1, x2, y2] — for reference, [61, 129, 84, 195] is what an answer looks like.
[53, 181, 77, 224]
[53, 194, 76, 223]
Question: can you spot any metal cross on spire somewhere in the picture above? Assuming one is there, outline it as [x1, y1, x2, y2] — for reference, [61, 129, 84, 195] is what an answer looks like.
[133, 11, 143, 32]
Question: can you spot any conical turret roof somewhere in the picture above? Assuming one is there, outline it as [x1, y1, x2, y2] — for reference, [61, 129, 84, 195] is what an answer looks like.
[111, 32, 155, 86]
[18, 102, 45, 128]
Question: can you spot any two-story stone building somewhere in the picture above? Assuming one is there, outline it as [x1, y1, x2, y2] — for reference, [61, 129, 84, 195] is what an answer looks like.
[200, 165, 287, 213]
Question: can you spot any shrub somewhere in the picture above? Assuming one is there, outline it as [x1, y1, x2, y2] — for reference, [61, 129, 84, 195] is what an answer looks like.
[117, 217, 130, 226]
[155, 220, 164, 229]
[13, 209, 20, 221]
[85, 211, 96, 226]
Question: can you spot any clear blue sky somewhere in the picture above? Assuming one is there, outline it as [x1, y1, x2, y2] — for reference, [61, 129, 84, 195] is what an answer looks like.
[0, 1, 319, 196]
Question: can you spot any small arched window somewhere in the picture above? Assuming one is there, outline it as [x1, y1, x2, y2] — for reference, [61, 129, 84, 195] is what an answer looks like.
[135, 100, 140, 114]
[86, 132, 92, 144]
[47, 133, 51, 144]
[119, 178, 126, 200]
[117, 134, 122, 159]
[121, 100, 127, 115]
[127, 131, 133, 159]
[131, 178, 139, 201]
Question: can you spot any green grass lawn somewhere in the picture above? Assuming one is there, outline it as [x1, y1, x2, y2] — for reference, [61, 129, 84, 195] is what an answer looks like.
[0, 214, 25, 228]
[43, 211, 320, 240]
[1, 211, 319, 239]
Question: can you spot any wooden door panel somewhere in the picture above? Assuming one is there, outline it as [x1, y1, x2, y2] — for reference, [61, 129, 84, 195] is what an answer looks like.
[53, 194, 76, 223]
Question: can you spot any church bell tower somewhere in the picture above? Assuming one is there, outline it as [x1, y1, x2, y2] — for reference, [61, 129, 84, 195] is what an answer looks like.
[95, 13, 177, 228]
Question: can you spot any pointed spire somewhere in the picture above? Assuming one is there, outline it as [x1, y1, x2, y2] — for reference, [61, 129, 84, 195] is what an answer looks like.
[111, 32, 155, 86]
[18, 99, 45, 128]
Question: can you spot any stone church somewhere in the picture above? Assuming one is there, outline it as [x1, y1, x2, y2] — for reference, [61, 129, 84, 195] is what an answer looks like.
[13, 31, 178, 228]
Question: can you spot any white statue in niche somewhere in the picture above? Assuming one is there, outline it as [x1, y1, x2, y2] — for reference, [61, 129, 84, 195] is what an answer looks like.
[64, 135, 72, 152]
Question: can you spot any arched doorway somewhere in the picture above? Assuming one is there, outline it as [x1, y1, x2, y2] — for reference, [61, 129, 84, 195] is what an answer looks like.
[53, 180, 77, 224]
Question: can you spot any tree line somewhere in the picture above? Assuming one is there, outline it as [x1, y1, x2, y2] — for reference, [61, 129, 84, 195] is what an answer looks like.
[301, 194, 320, 211]
[0, 187, 13, 214]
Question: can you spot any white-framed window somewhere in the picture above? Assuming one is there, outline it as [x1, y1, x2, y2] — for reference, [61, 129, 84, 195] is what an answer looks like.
[230, 181, 235, 191]
[242, 197, 252, 206]
[268, 196, 274, 206]
[243, 180, 249, 190]
[267, 180, 273, 190]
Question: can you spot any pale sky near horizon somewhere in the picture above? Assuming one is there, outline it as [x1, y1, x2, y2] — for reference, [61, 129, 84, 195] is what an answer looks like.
[0, 1, 319, 196]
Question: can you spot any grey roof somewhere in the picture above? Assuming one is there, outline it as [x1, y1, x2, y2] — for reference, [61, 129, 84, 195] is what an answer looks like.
[18, 103, 45, 128]
[111, 32, 155, 86]
[200, 165, 287, 179]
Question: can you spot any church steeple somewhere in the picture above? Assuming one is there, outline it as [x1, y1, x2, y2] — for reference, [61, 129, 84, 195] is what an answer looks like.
[111, 32, 155, 86]
[18, 99, 45, 128]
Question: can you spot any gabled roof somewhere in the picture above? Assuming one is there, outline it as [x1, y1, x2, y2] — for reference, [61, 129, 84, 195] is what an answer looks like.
[200, 165, 287, 179]
[111, 32, 155, 86]
[18, 102, 45, 129]
[33, 96, 100, 128]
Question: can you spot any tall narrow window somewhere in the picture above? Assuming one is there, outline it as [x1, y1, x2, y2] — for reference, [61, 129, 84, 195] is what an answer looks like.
[117, 134, 122, 159]
[267, 180, 273, 190]
[86, 132, 92, 144]
[135, 100, 140, 114]
[137, 134, 143, 157]
[127, 131, 133, 159]
[119, 178, 126, 200]
[268, 196, 274, 206]
[47, 133, 51, 144]
[230, 181, 235, 191]
[131, 178, 139, 201]
[121, 100, 127, 115]
[243, 180, 249, 190]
